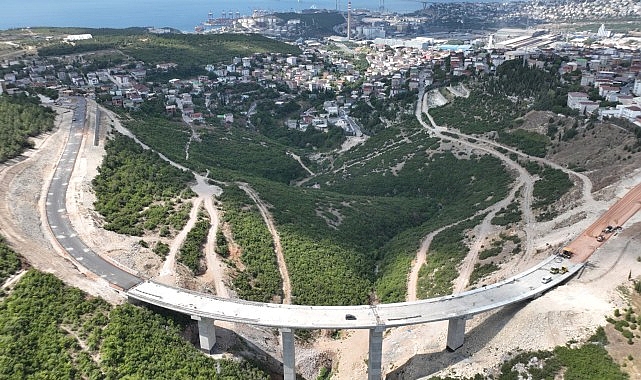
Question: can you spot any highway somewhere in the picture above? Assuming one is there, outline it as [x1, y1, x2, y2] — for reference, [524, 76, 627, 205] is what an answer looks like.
[43, 97, 588, 329]
[41, 96, 641, 379]
[45, 97, 141, 290]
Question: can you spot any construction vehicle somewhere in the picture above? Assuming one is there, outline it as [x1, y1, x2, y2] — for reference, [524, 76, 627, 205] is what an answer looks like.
[560, 247, 574, 259]
[549, 266, 568, 274]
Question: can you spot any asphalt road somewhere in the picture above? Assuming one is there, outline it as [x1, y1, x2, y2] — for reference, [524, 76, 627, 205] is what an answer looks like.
[45, 97, 141, 290]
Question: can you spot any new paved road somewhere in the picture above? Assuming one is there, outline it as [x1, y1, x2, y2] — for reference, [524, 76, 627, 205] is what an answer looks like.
[45, 97, 141, 290]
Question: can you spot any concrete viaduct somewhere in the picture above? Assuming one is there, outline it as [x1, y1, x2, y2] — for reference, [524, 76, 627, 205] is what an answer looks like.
[45, 98, 628, 379]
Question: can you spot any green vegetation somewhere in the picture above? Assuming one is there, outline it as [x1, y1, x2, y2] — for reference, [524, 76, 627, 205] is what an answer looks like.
[478, 245, 502, 261]
[92, 133, 194, 236]
[153, 241, 170, 258]
[528, 163, 574, 218]
[498, 129, 551, 157]
[220, 186, 282, 303]
[416, 216, 483, 298]
[0, 236, 22, 285]
[491, 201, 522, 226]
[92, 50, 520, 305]
[39, 32, 300, 79]
[429, 328, 627, 380]
[125, 118, 307, 184]
[252, 101, 346, 151]
[469, 262, 500, 285]
[0, 270, 268, 379]
[430, 90, 521, 134]
[178, 211, 210, 274]
[0, 94, 55, 162]
[607, 306, 641, 345]
[496, 344, 628, 380]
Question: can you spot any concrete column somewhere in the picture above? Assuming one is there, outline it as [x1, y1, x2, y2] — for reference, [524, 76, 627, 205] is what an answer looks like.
[446, 317, 466, 351]
[191, 316, 216, 353]
[281, 328, 296, 380]
[368, 326, 385, 380]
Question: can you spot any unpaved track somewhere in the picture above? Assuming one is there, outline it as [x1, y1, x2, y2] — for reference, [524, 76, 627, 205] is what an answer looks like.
[199, 195, 229, 298]
[238, 182, 292, 304]
[409, 78, 599, 296]
[157, 198, 203, 282]
[407, 85, 537, 297]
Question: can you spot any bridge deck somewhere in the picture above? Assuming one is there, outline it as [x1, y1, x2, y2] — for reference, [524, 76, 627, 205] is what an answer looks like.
[128, 255, 583, 329]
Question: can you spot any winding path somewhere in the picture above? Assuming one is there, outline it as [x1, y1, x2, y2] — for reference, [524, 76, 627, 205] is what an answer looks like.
[407, 76, 599, 299]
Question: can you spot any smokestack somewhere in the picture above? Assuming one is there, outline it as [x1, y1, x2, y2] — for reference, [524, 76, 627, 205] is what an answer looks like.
[347, 1, 351, 40]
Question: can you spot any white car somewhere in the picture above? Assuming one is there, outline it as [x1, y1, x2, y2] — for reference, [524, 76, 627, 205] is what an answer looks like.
[541, 276, 552, 284]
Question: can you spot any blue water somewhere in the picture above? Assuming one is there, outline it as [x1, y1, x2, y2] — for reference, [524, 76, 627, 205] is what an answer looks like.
[1, 0, 429, 31]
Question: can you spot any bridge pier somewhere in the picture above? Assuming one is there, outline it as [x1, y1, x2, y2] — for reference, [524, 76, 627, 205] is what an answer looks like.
[446, 317, 466, 351]
[368, 326, 385, 380]
[281, 328, 296, 380]
[191, 316, 216, 353]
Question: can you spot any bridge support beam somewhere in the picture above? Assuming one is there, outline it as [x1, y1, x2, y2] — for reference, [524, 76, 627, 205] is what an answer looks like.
[281, 328, 296, 380]
[368, 326, 385, 380]
[446, 317, 466, 351]
[191, 316, 216, 353]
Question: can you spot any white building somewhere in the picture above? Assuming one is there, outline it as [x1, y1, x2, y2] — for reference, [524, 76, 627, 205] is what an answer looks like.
[567, 92, 589, 110]
[621, 105, 641, 121]
[64, 34, 93, 42]
[633, 78, 641, 97]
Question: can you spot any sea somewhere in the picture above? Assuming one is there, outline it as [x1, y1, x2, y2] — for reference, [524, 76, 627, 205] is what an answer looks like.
[1, 0, 434, 32]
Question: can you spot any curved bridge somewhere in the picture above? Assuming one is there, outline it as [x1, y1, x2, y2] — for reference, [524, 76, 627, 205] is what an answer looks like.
[46, 98, 639, 380]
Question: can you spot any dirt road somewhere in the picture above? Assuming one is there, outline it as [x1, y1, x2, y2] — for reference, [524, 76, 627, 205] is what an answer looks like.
[238, 182, 292, 304]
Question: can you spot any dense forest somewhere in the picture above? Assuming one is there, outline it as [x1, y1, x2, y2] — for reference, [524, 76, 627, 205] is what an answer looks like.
[0, 270, 268, 379]
[0, 94, 55, 162]
[92, 133, 194, 235]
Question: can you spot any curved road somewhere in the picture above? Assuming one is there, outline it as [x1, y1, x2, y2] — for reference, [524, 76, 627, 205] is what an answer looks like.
[45, 97, 141, 290]
[43, 97, 640, 342]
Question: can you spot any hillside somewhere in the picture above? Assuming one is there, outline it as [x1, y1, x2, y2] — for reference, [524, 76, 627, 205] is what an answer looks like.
[37, 30, 301, 79]
[0, 270, 269, 379]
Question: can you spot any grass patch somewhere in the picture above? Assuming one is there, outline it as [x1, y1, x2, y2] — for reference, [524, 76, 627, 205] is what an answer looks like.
[469, 262, 500, 285]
